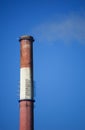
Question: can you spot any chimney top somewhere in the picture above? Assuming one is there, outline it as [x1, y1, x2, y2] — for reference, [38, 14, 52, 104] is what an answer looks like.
[19, 35, 34, 42]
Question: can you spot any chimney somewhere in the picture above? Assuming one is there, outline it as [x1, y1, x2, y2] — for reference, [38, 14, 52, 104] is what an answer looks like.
[19, 35, 34, 130]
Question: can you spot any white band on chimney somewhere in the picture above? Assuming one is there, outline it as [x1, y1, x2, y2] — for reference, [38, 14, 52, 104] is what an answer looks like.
[20, 68, 32, 100]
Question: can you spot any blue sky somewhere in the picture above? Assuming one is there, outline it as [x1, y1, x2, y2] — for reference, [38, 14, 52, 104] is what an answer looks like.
[0, 0, 85, 130]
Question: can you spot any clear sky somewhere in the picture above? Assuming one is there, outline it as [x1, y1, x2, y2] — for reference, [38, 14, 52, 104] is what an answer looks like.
[0, 0, 85, 130]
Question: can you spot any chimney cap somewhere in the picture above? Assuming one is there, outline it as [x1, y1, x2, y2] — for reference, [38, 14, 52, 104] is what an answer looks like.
[19, 35, 34, 42]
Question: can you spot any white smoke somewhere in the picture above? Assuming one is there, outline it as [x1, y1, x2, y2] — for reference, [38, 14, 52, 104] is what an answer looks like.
[33, 13, 85, 44]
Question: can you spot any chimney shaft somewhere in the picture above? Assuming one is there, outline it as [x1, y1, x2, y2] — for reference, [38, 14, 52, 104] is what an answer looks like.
[19, 35, 34, 130]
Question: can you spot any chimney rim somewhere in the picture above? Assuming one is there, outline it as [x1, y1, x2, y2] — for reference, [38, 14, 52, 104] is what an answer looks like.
[19, 35, 34, 42]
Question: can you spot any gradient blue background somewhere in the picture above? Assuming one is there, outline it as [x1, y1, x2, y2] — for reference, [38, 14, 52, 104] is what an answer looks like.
[0, 0, 85, 130]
